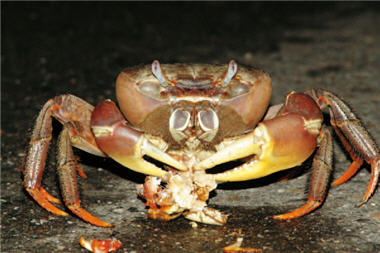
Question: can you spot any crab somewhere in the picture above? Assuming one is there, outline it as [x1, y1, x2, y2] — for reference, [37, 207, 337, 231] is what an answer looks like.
[23, 60, 379, 227]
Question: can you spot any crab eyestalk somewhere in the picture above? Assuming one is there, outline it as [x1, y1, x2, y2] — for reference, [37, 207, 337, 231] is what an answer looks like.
[221, 59, 238, 87]
[152, 60, 170, 87]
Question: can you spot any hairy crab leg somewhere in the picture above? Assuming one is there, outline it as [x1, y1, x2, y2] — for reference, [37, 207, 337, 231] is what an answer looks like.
[273, 126, 333, 219]
[57, 127, 113, 227]
[91, 100, 187, 176]
[307, 89, 380, 205]
[23, 99, 69, 216]
[23, 94, 112, 226]
[331, 128, 363, 185]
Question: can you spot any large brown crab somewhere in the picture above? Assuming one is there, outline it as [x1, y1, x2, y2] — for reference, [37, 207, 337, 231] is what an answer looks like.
[23, 60, 379, 227]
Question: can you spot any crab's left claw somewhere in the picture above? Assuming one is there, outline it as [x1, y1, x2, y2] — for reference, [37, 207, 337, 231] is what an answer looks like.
[197, 93, 323, 183]
[91, 100, 187, 176]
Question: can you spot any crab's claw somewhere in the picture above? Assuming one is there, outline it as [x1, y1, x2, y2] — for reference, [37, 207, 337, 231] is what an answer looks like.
[196, 93, 323, 182]
[91, 100, 187, 176]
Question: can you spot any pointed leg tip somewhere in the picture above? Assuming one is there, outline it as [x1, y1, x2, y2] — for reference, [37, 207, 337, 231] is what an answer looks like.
[26, 187, 69, 216]
[271, 214, 293, 220]
[95, 219, 115, 228]
[271, 214, 285, 220]
[272, 201, 321, 220]
[356, 197, 369, 208]
[56, 209, 70, 216]
[331, 179, 342, 187]
[67, 204, 114, 227]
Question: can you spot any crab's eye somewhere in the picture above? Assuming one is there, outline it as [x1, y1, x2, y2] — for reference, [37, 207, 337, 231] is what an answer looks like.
[138, 81, 161, 98]
[152, 60, 168, 87]
[221, 60, 238, 87]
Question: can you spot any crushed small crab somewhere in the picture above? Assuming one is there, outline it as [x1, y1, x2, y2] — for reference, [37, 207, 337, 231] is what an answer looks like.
[137, 170, 229, 225]
[79, 237, 122, 253]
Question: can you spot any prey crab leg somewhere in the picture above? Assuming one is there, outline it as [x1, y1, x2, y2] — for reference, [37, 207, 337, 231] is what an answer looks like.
[23, 95, 113, 227]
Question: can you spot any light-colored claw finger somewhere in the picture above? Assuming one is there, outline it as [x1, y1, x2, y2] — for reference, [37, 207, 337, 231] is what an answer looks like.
[196, 130, 262, 171]
[141, 137, 187, 171]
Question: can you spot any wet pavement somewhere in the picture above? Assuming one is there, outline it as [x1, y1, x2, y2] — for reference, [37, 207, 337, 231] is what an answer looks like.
[2, 3, 380, 253]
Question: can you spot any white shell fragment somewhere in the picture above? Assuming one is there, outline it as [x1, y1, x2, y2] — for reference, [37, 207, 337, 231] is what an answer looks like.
[184, 206, 229, 226]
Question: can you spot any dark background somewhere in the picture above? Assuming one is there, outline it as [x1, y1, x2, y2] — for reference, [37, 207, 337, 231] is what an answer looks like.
[2, 2, 380, 252]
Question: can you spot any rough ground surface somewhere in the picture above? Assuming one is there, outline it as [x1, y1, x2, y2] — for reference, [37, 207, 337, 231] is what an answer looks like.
[2, 3, 380, 253]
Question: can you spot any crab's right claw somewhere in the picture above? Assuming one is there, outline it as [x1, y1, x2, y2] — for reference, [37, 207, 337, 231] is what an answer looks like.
[91, 100, 187, 176]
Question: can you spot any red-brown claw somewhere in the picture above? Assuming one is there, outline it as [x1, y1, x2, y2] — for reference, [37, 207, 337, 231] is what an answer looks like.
[91, 100, 185, 176]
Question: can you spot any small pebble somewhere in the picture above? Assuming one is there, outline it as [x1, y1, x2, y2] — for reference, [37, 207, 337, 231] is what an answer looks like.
[112, 208, 124, 214]
[190, 221, 198, 228]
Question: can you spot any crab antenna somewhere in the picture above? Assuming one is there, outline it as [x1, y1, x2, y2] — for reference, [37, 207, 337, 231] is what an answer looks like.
[152, 60, 168, 87]
[222, 59, 238, 87]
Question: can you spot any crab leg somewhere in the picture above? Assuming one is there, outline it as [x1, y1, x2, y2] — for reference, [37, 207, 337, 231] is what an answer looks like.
[91, 100, 187, 176]
[23, 95, 113, 227]
[196, 93, 323, 183]
[330, 127, 363, 186]
[57, 127, 113, 227]
[273, 126, 333, 219]
[307, 89, 380, 205]
[23, 99, 69, 216]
